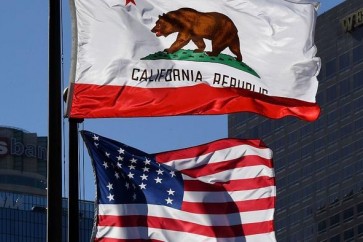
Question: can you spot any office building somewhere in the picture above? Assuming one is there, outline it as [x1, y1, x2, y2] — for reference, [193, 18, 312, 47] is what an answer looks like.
[228, 0, 363, 241]
[0, 126, 47, 196]
[0, 126, 94, 242]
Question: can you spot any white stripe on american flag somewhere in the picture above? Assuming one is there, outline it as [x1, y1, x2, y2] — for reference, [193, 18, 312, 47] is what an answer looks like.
[159, 144, 272, 170]
[97, 204, 275, 225]
[182, 165, 274, 182]
[183, 186, 276, 203]
[95, 226, 276, 242]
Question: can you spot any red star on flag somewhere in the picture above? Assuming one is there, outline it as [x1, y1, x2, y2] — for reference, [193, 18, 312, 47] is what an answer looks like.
[125, 0, 136, 5]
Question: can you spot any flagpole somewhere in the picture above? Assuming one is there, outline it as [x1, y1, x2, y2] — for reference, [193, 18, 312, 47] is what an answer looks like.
[68, 118, 83, 242]
[47, 0, 62, 241]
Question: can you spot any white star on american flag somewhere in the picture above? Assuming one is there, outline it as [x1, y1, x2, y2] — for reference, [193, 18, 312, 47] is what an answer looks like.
[118, 147, 125, 154]
[155, 177, 162, 183]
[107, 194, 114, 201]
[130, 158, 137, 163]
[144, 158, 151, 165]
[103, 161, 108, 169]
[115, 172, 120, 179]
[140, 174, 148, 180]
[139, 183, 147, 189]
[167, 188, 175, 195]
[156, 169, 164, 175]
[142, 166, 150, 172]
[92, 134, 99, 141]
[165, 197, 173, 204]
[106, 183, 113, 190]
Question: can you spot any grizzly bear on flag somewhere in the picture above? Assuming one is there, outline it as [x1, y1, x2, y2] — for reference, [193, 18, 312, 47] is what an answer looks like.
[151, 8, 243, 61]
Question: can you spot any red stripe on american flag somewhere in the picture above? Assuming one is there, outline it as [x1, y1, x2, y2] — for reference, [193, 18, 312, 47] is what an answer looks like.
[181, 156, 273, 178]
[95, 238, 163, 242]
[68, 83, 320, 121]
[97, 215, 275, 237]
[156, 139, 268, 163]
[181, 197, 276, 214]
[184, 176, 275, 192]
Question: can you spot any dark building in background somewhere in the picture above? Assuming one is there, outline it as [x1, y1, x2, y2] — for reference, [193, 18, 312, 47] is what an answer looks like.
[0, 126, 47, 196]
[228, 0, 363, 241]
[0, 126, 94, 242]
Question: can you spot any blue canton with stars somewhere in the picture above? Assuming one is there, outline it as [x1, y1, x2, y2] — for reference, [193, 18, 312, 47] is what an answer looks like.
[81, 130, 183, 209]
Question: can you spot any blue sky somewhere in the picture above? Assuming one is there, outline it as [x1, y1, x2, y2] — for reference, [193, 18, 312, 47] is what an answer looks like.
[0, 0, 344, 200]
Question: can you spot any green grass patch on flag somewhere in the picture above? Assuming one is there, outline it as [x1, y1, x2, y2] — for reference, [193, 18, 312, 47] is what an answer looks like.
[141, 49, 260, 78]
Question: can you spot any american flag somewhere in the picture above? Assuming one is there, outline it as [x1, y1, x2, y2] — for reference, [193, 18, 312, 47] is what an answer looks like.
[81, 130, 276, 242]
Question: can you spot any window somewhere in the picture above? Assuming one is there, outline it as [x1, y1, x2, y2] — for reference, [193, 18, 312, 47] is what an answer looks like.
[302, 124, 312, 136]
[358, 223, 363, 235]
[327, 130, 339, 144]
[327, 85, 337, 102]
[304, 225, 314, 238]
[330, 214, 340, 227]
[355, 117, 363, 130]
[353, 45, 363, 64]
[325, 58, 337, 78]
[339, 52, 350, 71]
[354, 96, 363, 113]
[343, 207, 354, 221]
[316, 178, 326, 191]
[288, 131, 299, 143]
[316, 91, 325, 104]
[356, 138, 363, 151]
[353, 70, 363, 89]
[314, 115, 325, 131]
[327, 111, 337, 126]
[260, 121, 272, 134]
[303, 185, 314, 198]
[329, 234, 340, 242]
[355, 160, 363, 173]
[343, 165, 354, 180]
[341, 145, 353, 158]
[318, 220, 327, 233]
[340, 103, 351, 118]
[343, 228, 354, 241]
[340, 123, 352, 138]
[358, 202, 363, 215]
[339, 78, 351, 96]
[314, 137, 325, 152]
[301, 144, 313, 158]
[303, 163, 313, 177]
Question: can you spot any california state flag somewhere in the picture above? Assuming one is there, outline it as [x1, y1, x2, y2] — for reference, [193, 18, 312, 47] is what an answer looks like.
[65, 0, 321, 121]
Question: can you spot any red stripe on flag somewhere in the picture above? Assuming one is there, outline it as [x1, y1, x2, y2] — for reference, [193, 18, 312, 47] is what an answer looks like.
[181, 197, 276, 214]
[180, 156, 273, 178]
[68, 83, 320, 121]
[97, 215, 275, 237]
[184, 176, 275, 192]
[156, 138, 268, 164]
[95, 238, 163, 242]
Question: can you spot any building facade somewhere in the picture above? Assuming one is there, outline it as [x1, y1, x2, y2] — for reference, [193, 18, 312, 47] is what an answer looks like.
[0, 191, 94, 242]
[0, 126, 47, 196]
[0, 126, 94, 241]
[228, 0, 363, 241]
